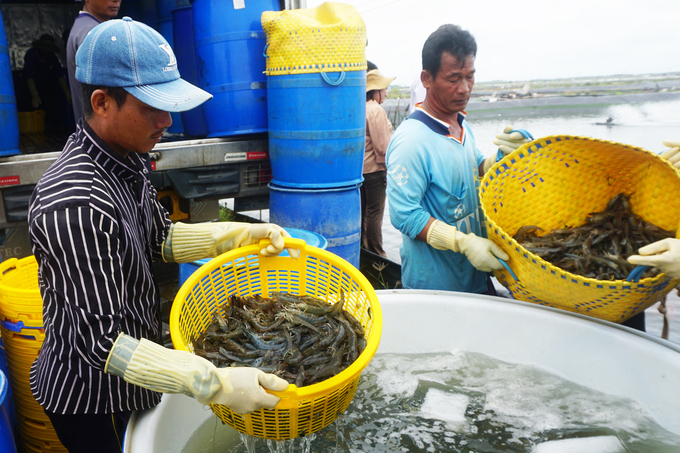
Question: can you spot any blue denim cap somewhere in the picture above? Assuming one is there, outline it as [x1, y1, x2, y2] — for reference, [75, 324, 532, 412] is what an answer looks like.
[75, 17, 212, 112]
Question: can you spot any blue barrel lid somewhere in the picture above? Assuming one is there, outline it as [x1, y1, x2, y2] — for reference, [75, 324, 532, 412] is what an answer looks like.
[283, 227, 328, 250]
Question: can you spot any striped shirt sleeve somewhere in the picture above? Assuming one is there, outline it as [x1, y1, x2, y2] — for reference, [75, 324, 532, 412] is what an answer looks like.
[31, 205, 125, 371]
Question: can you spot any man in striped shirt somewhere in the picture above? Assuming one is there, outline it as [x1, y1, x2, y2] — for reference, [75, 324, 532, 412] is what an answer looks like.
[29, 18, 291, 453]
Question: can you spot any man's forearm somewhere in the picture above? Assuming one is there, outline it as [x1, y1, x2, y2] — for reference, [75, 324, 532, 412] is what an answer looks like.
[416, 217, 435, 242]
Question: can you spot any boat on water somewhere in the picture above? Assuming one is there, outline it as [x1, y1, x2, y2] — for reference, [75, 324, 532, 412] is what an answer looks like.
[595, 116, 618, 126]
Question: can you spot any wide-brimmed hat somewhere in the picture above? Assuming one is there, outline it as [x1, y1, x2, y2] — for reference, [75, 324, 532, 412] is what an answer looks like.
[366, 69, 395, 92]
[31, 34, 60, 53]
[76, 17, 212, 113]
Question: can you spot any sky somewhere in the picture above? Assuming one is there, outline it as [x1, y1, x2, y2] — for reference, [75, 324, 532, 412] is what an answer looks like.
[303, 0, 680, 86]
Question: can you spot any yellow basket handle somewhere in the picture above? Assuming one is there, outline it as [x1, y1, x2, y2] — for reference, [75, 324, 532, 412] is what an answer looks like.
[0, 258, 19, 278]
[497, 258, 518, 281]
[256, 237, 307, 259]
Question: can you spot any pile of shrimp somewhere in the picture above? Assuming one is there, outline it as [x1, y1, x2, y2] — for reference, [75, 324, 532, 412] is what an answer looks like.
[514, 193, 675, 280]
[192, 290, 366, 387]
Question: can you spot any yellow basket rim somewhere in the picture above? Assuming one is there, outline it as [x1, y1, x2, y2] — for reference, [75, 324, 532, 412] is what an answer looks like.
[170, 237, 383, 405]
[0, 256, 40, 297]
[482, 134, 680, 287]
[485, 134, 680, 176]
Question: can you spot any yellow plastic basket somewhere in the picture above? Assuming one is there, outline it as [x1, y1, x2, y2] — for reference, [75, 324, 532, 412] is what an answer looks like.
[0, 256, 43, 329]
[480, 135, 680, 323]
[18, 111, 46, 134]
[170, 238, 382, 440]
[261, 2, 367, 76]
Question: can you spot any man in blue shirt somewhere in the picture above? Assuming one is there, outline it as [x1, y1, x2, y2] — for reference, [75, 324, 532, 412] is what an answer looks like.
[67, 0, 121, 124]
[387, 24, 525, 294]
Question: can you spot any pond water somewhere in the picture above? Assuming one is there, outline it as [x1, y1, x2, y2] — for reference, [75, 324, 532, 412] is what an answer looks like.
[229, 96, 680, 345]
[182, 351, 680, 453]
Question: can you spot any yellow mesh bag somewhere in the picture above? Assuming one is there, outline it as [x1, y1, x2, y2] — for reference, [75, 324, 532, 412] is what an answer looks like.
[480, 135, 680, 323]
[261, 2, 367, 75]
[170, 238, 382, 440]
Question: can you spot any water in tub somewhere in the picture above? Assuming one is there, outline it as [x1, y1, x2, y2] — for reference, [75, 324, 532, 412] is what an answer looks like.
[181, 350, 680, 452]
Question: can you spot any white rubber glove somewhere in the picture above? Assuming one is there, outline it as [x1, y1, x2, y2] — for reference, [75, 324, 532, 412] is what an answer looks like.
[627, 238, 680, 279]
[494, 125, 530, 155]
[426, 219, 508, 272]
[162, 221, 297, 263]
[660, 140, 680, 169]
[105, 334, 289, 415]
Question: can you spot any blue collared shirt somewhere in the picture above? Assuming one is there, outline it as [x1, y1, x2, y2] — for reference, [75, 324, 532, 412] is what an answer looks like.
[386, 106, 488, 293]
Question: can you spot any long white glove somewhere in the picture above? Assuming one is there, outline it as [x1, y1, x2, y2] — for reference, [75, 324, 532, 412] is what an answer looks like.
[660, 140, 680, 169]
[162, 222, 297, 263]
[627, 238, 680, 279]
[483, 125, 531, 174]
[426, 219, 508, 272]
[105, 334, 289, 415]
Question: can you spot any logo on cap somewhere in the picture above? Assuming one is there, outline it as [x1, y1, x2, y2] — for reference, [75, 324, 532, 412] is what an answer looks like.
[159, 44, 177, 72]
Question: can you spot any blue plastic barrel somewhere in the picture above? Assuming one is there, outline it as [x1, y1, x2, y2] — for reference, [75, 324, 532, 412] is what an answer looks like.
[155, 0, 177, 21]
[0, 8, 21, 157]
[192, 0, 279, 138]
[267, 70, 366, 188]
[0, 370, 17, 453]
[172, 6, 207, 137]
[138, 0, 159, 31]
[269, 183, 361, 268]
[155, 14, 184, 134]
[177, 227, 327, 286]
[0, 340, 15, 433]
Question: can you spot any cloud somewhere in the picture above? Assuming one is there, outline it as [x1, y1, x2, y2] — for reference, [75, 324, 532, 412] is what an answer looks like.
[303, 0, 680, 84]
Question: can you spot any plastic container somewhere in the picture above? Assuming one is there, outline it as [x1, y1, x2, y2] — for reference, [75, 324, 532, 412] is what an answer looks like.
[0, 257, 42, 325]
[172, 6, 208, 137]
[155, 0, 178, 21]
[269, 183, 361, 268]
[0, 370, 17, 453]
[0, 340, 15, 432]
[267, 70, 366, 188]
[192, 0, 279, 137]
[178, 227, 327, 286]
[126, 291, 680, 451]
[480, 135, 680, 322]
[155, 16, 184, 134]
[170, 238, 382, 440]
[0, 256, 64, 450]
[0, 9, 21, 157]
[17, 111, 46, 135]
[138, 0, 159, 30]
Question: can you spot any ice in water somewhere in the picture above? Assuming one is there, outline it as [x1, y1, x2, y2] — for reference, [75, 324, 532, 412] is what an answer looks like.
[419, 388, 469, 427]
[534, 435, 627, 453]
[182, 350, 680, 452]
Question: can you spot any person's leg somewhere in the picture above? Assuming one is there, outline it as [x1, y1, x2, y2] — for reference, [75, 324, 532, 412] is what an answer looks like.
[45, 410, 132, 453]
[621, 311, 645, 332]
[363, 171, 387, 257]
[481, 275, 498, 296]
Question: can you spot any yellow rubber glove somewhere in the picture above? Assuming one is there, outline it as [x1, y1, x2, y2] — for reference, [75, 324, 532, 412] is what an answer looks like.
[162, 222, 297, 263]
[660, 140, 680, 169]
[494, 125, 530, 155]
[627, 238, 680, 279]
[426, 219, 508, 272]
[105, 334, 289, 415]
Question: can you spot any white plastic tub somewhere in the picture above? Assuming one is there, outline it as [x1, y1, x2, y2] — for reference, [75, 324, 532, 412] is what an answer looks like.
[124, 290, 680, 452]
